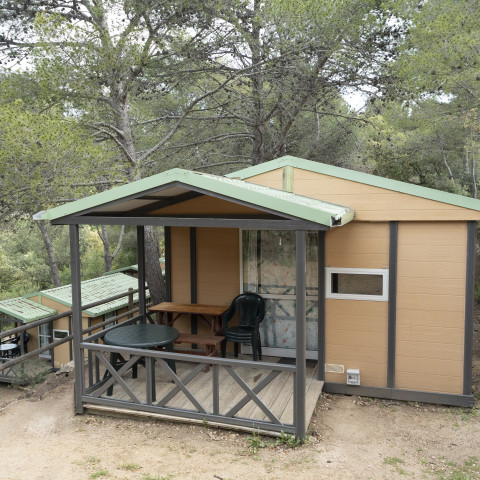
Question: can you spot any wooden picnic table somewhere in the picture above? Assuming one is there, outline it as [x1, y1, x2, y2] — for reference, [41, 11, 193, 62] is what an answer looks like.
[148, 302, 228, 335]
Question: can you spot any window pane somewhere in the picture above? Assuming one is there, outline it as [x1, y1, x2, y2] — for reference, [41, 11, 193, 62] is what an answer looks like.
[242, 230, 318, 296]
[331, 273, 383, 296]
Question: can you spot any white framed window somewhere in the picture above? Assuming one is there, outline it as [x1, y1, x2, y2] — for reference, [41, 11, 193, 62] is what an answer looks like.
[38, 323, 53, 359]
[326, 267, 389, 301]
[104, 310, 118, 326]
[53, 329, 69, 341]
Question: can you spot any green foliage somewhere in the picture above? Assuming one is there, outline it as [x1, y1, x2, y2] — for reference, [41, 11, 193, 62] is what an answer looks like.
[361, 99, 476, 194]
[247, 431, 268, 454]
[275, 431, 302, 448]
[119, 462, 141, 471]
[89, 470, 109, 479]
[0, 219, 133, 299]
[434, 456, 480, 480]
[0, 93, 116, 220]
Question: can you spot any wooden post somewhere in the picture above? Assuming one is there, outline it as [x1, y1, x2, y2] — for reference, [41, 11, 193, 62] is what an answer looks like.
[69, 224, 84, 414]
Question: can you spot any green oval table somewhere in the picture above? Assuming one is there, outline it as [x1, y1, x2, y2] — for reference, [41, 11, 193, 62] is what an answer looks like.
[104, 324, 179, 401]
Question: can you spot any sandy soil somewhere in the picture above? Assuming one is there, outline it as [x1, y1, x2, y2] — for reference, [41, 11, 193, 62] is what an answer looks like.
[0, 317, 479, 480]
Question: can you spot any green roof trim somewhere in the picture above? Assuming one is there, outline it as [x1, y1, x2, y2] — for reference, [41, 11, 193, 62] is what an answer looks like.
[102, 264, 139, 276]
[35, 168, 353, 227]
[39, 273, 149, 317]
[0, 297, 57, 323]
[227, 156, 480, 212]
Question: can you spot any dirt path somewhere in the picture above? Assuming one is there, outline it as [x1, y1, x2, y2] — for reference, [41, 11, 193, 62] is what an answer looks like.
[0, 316, 479, 480]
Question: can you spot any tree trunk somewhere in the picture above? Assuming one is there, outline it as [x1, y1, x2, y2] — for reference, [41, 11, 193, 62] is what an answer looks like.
[144, 226, 166, 316]
[37, 220, 61, 287]
[97, 225, 125, 272]
[250, 0, 265, 165]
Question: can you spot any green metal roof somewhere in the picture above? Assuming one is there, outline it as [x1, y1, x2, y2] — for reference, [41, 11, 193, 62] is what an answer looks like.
[0, 297, 57, 323]
[227, 156, 480, 212]
[40, 273, 149, 317]
[102, 264, 139, 276]
[35, 168, 354, 227]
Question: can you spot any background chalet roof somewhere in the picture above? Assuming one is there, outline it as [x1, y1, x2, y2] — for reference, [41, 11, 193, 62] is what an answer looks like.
[0, 297, 57, 323]
[39, 273, 149, 317]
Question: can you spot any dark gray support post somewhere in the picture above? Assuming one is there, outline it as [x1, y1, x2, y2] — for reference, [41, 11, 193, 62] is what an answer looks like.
[317, 231, 326, 381]
[387, 221, 398, 389]
[190, 227, 198, 343]
[69, 224, 84, 414]
[165, 226, 172, 302]
[50, 325, 55, 369]
[295, 230, 307, 440]
[137, 226, 146, 323]
[464, 221, 476, 395]
[213, 364, 220, 415]
[87, 317, 93, 387]
[68, 316, 73, 361]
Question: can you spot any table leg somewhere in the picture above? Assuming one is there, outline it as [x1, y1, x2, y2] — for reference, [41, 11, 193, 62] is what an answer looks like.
[106, 352, 118, 396]
[165, 341, 176, 374]
[145, 356, 156, 403]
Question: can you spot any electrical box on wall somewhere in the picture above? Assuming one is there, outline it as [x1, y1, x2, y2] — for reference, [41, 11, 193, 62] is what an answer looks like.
[346, 368, 360, 385]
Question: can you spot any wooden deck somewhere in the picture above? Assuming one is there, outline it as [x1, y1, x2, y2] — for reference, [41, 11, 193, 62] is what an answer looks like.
[85, 355, 324, 435]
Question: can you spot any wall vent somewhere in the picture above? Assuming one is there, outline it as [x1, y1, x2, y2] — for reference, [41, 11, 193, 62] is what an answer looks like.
[325, 363, 344, 374]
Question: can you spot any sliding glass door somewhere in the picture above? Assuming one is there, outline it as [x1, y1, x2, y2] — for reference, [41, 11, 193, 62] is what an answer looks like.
[241, 230, 319, 358]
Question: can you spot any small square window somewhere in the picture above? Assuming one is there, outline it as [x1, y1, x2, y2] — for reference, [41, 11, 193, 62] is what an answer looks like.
[326, 268, 388, 301]
[53, 329, 69, 340]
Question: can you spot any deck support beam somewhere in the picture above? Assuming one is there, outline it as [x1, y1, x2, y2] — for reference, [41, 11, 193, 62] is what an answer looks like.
[295, 229, 307, 440]
[69, 224, 84, 414]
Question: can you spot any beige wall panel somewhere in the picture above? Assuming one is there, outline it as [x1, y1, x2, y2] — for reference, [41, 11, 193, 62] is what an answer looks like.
[396, 222, 466, 394]
[397, 341, 463, 360]
[244, 169, 284, 190]
[396, 356, 462, 377]
[292, 169, 480, 220]
[395, 372, 463, 394]
[396, 326, 463, 346]
[155, 196, 263, 216]
[197, 228, 240, 305]
[327, 253, 390, 269]
[326, 222, 389, 269]
[396, 309, 464, 329]
[325, 299, 388, 387]
[396, 293, 464, 313]
[327, 345, 387, 364]
[397, 278, 464, 296]
[325, 362, 386, 387]
[170, 227, 191, 303]
[38, 296, 70, 313]
[397, 261, 465, 280]
[398, 244, 466, 262]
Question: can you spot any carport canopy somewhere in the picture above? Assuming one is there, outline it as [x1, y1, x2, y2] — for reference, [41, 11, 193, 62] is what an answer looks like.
[34, 168, 354, 229]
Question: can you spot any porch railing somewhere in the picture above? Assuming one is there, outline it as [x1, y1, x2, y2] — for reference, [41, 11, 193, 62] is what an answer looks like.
[80, 324, 297, 434]
[0, 288, 145, 384]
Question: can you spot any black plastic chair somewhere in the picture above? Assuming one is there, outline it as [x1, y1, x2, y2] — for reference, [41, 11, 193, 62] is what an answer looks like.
[11, 332, 29, 357]
[221, 293, 265, 361]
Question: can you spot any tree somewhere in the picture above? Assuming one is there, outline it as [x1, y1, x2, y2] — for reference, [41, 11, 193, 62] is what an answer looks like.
[173, 0, 402, 169]
[0, 0, 230, 302]
[376, 0, 480, 195]
[361, 99, 471, 192]
[0, 97, 115, 285]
